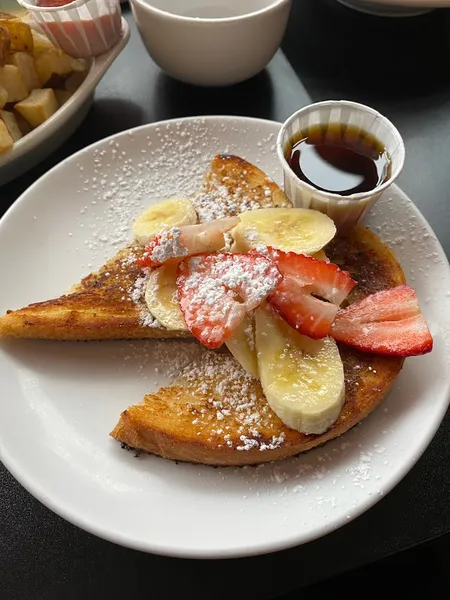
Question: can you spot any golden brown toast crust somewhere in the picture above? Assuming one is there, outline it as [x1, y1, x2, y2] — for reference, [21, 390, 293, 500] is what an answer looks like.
[111, 225, 406, 466]
[0, 155, 290, 341]
[0, 244, 190, 340]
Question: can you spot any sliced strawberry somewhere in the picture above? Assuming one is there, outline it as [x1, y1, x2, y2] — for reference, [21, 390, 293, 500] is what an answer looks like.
[269, 275, 338, 339]
[137, 229, 187, 267]
[261, 248, 355, 338]
[137, 217, 239, 268]
[265, 248, 356, 305]
[177, 252, 281, 349]
[331, 285, 433, 356]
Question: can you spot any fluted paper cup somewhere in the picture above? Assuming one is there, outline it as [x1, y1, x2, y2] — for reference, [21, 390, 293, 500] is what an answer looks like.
[277, 101, 405, 231]
[18, 0, 122, 58]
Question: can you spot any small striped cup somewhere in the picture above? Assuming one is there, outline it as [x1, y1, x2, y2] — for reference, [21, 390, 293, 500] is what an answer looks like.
[18, 0, 122, 58]
[276, 100, 405, 231]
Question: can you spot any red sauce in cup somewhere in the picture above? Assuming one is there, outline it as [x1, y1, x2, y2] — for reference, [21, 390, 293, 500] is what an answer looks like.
[34, 1, 122, 58]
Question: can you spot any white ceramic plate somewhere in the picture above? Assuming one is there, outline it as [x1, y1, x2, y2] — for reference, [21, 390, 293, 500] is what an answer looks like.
[336, 0, 450, 16]
[0, 18, 130, 187]
[0, 116, 449, 559]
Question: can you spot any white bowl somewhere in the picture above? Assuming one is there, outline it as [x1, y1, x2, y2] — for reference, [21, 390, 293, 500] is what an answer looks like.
[129, 0, 292, 86]
[0, 18, 130, 187]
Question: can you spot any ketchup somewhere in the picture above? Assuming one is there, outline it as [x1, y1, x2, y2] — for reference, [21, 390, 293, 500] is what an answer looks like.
[35, 0, 122, 57]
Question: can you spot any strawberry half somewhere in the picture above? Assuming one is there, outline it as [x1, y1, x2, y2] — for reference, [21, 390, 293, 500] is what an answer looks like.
[177, 252, 281, 349]
[331, 285, 433, 356]
[264, 248, 356, 339]
[137, 229, 187, 268]
[266, 248, 356, 305]
[269, 276, 339, 339]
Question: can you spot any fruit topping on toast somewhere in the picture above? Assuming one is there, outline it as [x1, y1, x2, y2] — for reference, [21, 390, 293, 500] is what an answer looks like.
[138, 217, 239, 267]
[232, 207, 336, 254]
[268, 276, 340, 340]
[132, 197, 198, 246]
[263, 249, 356, 339]
[134, 209, 432, 361]
[177, 252, 281, 348]
[110, 157, 432, 456]
[0, 153, 434, 451]
[128, 184, 433, 440]
[331, 285, 433, 356]
[268, 249, 356, 305]
[255, 303, 345, 435]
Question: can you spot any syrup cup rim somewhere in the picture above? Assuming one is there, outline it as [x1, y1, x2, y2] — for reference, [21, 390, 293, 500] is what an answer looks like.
[276, 100, 406, 203]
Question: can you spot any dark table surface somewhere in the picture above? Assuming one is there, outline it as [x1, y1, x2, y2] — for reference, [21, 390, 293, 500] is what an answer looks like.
[2, 2, 450, 599]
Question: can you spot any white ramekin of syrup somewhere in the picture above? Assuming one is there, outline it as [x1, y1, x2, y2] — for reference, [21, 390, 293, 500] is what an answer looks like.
[18, 0, 123, 58]
[277, 100, 405, 230]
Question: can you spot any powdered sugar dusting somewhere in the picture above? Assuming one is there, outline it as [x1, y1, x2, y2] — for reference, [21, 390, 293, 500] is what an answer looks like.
[178, 253, 280, 346]
[115, 339, 206, 381]
[72, 123, 445, 508]
[174, 352, 286, 451]
[147, 227, 188, 265]
[76, 123, 214, 261]
[17, 115, 450, 551]
[74, 120, 285, 334]
[75, 120, 283, 267]
[127, 265, 160, 328]
[192, 159, 288, 223]
[193, 188, 260, 223]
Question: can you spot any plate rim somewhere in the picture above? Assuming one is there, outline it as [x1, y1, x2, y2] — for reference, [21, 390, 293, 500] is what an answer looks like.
[1, 115, 450, 559]
[341, 0, 450, 7]
[364, 0, 450, 6]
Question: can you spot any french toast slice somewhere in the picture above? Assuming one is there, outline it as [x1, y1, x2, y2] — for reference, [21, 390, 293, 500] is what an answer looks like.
[0, 155, 290, 341]
[111, 226, 406, 466]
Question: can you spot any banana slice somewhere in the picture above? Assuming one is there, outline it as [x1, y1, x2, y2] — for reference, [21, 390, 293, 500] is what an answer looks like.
[133, 198, 197, 246]
[255, 303, 345, 435]
[225, 312, 258, 378]
[145, 261, 187, 330]
[312, 249, 329, 262]
[232, 207, 336, 255]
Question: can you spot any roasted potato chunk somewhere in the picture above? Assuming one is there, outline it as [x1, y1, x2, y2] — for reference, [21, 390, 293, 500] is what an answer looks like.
[8, 51, 40, 91]
[0, 64, 28, 102]
[0, 118, 13, 152]
[15, 88, 59, 128]
[31, 30, 55, 57]
[0, 109, 22, 142]
[35, 49, 72, 86]
[0, 19, 33, 53]
[0, 15, 91, 155]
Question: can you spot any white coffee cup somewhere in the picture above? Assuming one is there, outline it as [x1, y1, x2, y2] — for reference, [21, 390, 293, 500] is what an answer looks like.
[129, 0, 292, 86]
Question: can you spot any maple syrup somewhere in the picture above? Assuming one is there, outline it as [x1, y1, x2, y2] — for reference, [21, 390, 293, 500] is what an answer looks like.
[286, 123, 391, 196]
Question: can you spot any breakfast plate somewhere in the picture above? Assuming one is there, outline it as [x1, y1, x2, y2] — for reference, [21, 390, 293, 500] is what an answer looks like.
[336, 0, 450, 16]
[0, 116, 449, 558]
[0, 17, 130, 187]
